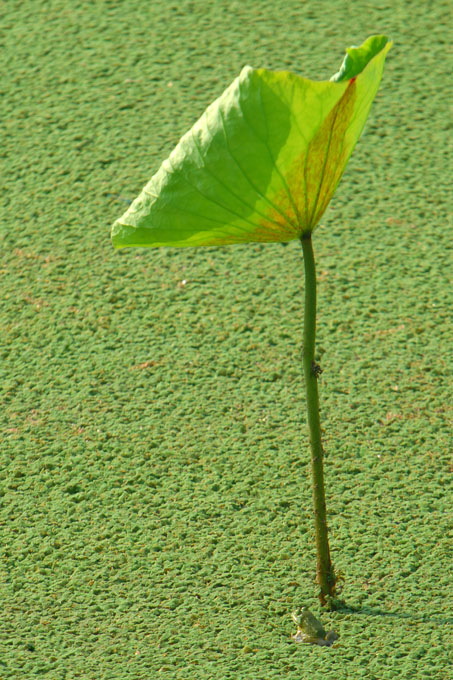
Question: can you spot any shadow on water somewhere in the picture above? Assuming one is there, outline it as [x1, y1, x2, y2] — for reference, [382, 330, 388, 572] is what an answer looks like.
[337, 603, 452, 626]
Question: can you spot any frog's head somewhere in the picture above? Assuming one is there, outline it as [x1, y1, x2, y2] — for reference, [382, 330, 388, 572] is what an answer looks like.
[291, 609, 302, 625]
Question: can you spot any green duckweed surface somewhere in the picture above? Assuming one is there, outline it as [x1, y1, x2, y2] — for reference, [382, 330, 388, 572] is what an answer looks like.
[1, 1, 451, 678]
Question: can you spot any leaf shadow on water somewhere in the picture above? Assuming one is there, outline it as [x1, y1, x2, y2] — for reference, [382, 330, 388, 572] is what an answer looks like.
[337, 603, 453, 626]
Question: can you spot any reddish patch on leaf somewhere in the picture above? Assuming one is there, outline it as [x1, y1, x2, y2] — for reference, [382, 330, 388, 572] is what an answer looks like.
[260, 80, 357, 234]
[204, 218, 296, 246]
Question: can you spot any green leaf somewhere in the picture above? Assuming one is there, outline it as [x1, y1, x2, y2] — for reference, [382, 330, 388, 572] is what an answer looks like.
[112, 36, 391, 249]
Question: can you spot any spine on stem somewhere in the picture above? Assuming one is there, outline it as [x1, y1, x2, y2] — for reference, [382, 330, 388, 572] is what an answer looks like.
[300, 232, 336, 606]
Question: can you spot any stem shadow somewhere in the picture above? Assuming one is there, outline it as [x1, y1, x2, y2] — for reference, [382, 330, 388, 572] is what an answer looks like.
[336, 603, 452, 626]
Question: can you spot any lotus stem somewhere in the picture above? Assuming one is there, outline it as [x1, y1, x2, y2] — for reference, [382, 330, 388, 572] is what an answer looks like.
[300, 232, 336, 606]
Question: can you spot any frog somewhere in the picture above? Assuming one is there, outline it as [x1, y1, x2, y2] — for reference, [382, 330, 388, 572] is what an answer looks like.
[291, 607, 338, 646]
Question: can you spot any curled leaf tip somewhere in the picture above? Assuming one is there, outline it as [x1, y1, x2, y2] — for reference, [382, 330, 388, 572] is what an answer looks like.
[330, 35, 392, 82]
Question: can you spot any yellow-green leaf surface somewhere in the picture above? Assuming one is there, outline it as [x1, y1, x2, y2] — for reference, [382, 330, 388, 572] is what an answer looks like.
[112, 36, 391, 248]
